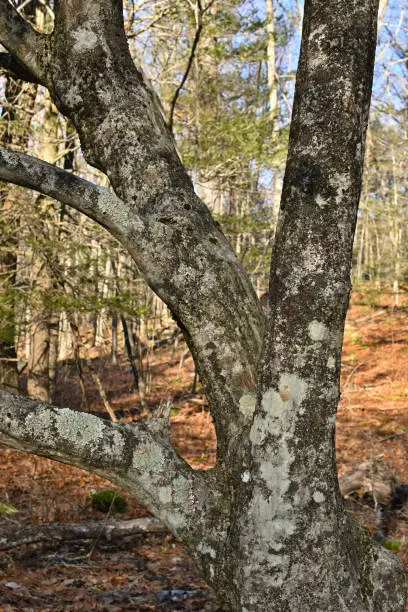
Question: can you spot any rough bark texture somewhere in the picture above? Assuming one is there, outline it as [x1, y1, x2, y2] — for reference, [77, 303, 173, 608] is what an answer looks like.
[204, 1, 406, 608]
[0, 390, 220, 546]
[0, 0, 406, 610]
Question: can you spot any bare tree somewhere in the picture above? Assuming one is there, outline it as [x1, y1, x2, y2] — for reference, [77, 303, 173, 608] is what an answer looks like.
[266, 0, 283, 221]
[0, 0, 405, 609]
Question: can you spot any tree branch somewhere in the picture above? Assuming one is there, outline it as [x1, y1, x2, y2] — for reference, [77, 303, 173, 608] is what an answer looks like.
[0, 147, 139, 240]
[1, 0, 265, 464]
[168, 8, 203, 132]
[0, 517, 168, 551]
[0, 0, 49, 85]
[0, 390, 208, 539]
[0, 52, 42, 84]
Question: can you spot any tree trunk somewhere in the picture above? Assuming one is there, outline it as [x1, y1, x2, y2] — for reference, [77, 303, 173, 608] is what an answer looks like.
[195, 0, 406, 607]
[0, 73, 37, 392]
[0, 185, 19, 394]
[27, 92, 59, 401]
[111, 313, 118, 364]
[266, 0, 283, 222]
[48, 311, 59, 399]
[199, 0, 405, 607]
[27, 301, 50, 401]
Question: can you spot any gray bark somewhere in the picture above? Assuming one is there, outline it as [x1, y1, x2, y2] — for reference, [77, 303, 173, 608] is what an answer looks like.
[0, 0, 405, 609]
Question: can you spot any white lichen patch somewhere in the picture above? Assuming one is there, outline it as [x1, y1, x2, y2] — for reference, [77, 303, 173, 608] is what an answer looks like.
[250, 374, 308, 444]
[327, 356, 336, 369]
[195, 322, 222, 354]
[241, 471, 251, 483]
[246, 489, 296, 556]
[197, 542, 217, 559]
[25, 409, 55, 444]
[309, 23, 327, 42]
[98, 87, 113, 107]
[258, 443, 293, 501]
[172, 262, 198, 288]
[109, 428, 125, 458]
[239, 393, 256, 420]
[246, 375, 310, 557]
[313, 490, 325, 504]
[200, 268, 219, 296]
[301, 244, 325, 276]
[166, 508, 187, 532]
[131, 438, 166, 475]
[171, 474, 192, 509]
[316, 194, 329, 209]
[307, 24, 329, 71]
[246, 374, 310, 557]
[55, 409, 105, 449]
[309, 52, 328, 71]
[96, 189, 138, 237]
[329, 172, 351, 206]
[129, 448, 190, 534]
[293, 487, 311, 509]
[157, 485, 172, 505]
[164, 475, 193, 532]
[72, 28, 98, 53]
[64, 86, 83, 107]
[232, 361, 244, 376]
[308, 320, 328, 342]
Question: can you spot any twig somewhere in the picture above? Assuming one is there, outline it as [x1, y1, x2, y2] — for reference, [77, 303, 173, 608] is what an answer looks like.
[343, 361, 365, 388]
[168, 1, 203, 132]
[376, 432, 405, 444]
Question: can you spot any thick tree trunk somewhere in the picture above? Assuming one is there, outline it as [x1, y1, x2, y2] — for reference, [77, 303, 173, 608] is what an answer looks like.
[208, 499, 404, 610]
[190, 0, 406, 607]
[197, 0, 406, 608]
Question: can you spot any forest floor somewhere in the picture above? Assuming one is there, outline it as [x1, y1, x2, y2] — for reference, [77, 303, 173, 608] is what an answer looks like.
[1, 290, 408, 610]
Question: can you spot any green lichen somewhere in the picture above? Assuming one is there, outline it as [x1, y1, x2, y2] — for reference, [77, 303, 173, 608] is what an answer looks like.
[0, 502, 18, 514]
[383, 539, 403, 553]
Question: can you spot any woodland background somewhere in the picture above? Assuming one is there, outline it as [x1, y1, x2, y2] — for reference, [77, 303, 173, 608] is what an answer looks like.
[1, 0, 408, 609]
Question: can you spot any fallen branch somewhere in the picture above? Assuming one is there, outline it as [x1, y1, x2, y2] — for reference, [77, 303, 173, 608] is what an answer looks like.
[339, 459, 395, 506]
[0, 517, 168, 551]
[339, 459, 408, 541]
